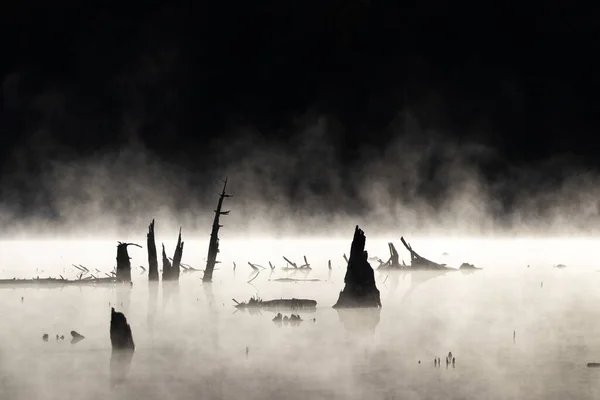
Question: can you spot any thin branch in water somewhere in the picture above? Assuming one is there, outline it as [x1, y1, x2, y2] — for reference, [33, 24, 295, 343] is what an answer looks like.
[247, 270, 260, 284]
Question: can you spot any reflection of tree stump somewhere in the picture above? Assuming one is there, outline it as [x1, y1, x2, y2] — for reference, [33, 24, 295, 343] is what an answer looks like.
[110, 308, 135, 385]
[147, 282, 159, 336]
[333, 226, 381, 309]
[336, 307, 381, 335]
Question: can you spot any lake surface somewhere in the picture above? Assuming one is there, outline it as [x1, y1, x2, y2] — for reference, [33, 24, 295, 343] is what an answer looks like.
[1, 237, 600, 399]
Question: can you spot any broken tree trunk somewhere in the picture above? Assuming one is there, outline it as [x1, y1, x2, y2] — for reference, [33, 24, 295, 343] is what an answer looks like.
[388, 242, 400, 266]
[162, 244, 172, 281]
[400, 237, 448, 270]
[333, 226, 381, 309]
[171, 228, 184, 281]
[110, 307, 135, 385]
[147, 220, 159, 282]
[203, 177, 232, 283]
[116, 242, 141, 283]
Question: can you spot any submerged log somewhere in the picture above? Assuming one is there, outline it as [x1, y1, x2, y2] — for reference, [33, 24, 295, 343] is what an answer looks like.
[70, 330, 85, 344]
[147, 220, 159, 281]
[333, 226, 381, 309]
[171, 228, 184, 281]
[269, 278, 321, 282]
[110, 307, 135, 385]
[116, 242, 142, 283]
[400, 237, 449, 270]
[233, 297, 317, 310]
[0, 276, 117, 287]
[203, 178, 232, 283]
[161, 244, 172, 281]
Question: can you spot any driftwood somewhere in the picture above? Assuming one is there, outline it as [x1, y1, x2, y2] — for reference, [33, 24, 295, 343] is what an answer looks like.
[248, 262, 264, 271]
[0, 276, 117, 287]
[203, 178, 232, 283]
[180, 263, 201, 274]
[333, 226, 381, 309]
[147, 220, 159, 281]
[116, 242, 142, 283]
[269, 278, 321, 282]
[400, 237, 449, 270]
[110, 308, 135, 385]
[232, 296, 317, 310]
[282, 256, 298, 268]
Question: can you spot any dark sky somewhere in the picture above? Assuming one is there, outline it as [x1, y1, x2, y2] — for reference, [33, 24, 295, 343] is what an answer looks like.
[0, 1, 598, 229]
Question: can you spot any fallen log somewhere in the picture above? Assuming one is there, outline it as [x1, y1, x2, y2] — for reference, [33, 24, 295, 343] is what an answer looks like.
[400, 237, 449, 270]
[232, 296, 317, 310]
[333, 225, 381, 309]
[147, 220, 159, 281]
[0, 276, 118, 287]
[269, 278, 321, 282]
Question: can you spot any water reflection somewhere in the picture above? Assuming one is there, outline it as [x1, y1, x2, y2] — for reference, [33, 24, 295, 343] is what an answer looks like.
[336, 307, 381, 336]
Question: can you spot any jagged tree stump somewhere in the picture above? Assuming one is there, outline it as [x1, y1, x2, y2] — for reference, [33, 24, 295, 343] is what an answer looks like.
[171, 228, 184, 281]
[203, 178, 232, 283]
[147, 220, 159, 281]
[333, 226, 381, 309]
[116, 242, 141, 283]
[110, 307, 135, 385]
[162, 244, 172, 281]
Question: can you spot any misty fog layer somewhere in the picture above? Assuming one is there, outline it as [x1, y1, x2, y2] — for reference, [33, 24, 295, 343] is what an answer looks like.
[1, 115, 599, 238]
[1, 238, 600, 400]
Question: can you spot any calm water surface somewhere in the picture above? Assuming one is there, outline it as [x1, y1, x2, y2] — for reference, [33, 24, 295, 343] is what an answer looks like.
[1, 237, 600, 399]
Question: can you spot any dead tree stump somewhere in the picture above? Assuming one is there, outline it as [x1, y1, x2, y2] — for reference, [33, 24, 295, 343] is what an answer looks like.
[161, 244, 172, 281]
[116, 242, 141, 283]
[110, 307, 135, 385]
[147, 220, 159, 281]
[203, 178, 232, 283]
[171, 228, 184, 281]
[333, 226, 381, 309]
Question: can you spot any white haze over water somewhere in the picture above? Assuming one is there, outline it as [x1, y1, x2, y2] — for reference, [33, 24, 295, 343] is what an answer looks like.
[1, 238, 600, 399]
